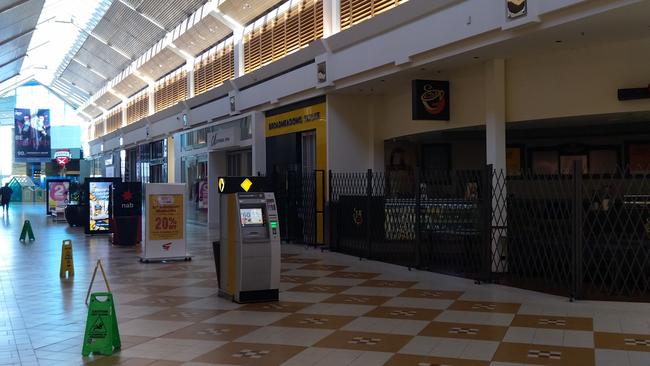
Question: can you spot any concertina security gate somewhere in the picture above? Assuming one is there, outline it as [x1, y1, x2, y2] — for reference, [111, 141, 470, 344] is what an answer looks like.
[328, 163, 650, 301]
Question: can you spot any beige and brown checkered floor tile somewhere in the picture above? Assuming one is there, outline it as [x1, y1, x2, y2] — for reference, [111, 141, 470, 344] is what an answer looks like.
[123, 296, 199, 307]
[595, 331, 650, 352]
[117, 285, 178, 294]
[359, 279, 418, 288]
[170, 271, 218, 279]
[511, 314, 593, 331]
[493, 342, 594, 365]
[161, 323, 259, 341]
[191, 341, 305, 365]
[385, 353, 490, 366]
[142, 308, 226, 322]
[299, 263, 349, 271]
[326, 271, 381, 279]
[239, 301, 312, 313]
[419, 321, 508, 341]
[281, 274, 319, 283]
[364, 306, 442, 321]
[399, 288, 464, 300]
[271, 313, 356, 329]
[448, 300, 521, 314]
[289, 284, 351, 293]
[322, 294, 392, 306]
[281, 257, 321, 264]
[314, 330, 413, 352]
[189, 279, 220, 288]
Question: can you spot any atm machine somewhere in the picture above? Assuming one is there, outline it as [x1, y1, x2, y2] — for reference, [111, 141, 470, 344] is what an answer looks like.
[217, 177, 280, 303]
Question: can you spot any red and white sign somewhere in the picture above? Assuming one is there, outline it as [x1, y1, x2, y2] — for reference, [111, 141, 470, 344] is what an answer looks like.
[54, 149, 72, 167]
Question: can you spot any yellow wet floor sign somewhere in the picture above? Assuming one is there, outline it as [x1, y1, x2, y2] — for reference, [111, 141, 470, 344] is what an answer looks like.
[60, 240, 74, 277]
[82, 292, 120, 357]
[19, 220, 34, 241]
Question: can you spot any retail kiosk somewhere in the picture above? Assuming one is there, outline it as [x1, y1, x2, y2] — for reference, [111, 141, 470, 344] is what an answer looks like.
[217, 177, 280, 303]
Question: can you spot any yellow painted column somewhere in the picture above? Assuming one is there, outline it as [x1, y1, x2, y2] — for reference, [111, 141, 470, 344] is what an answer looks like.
[167, 136, 175, 183]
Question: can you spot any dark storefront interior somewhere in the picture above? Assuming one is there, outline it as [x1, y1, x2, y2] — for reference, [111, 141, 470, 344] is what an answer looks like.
[329, 117, 650, 301]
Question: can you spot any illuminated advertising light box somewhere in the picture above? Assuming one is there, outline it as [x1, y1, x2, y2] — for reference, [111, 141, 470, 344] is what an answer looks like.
[46, 178, 71, 215]
[84, 178, 121, 235]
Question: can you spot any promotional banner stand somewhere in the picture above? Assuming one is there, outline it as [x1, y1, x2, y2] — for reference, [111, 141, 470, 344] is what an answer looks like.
[139, 183, 191, 263]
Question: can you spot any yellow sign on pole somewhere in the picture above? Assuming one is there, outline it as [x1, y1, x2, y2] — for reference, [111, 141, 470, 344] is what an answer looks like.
[60, 240, 74, 277]
[148, 194, 184, 241]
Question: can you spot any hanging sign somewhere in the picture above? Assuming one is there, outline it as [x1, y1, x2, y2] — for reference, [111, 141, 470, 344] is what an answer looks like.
[412, 80, 450, 121]
[54, 149, 72, 167]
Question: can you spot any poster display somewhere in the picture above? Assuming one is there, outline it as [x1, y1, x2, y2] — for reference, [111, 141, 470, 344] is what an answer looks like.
[46, 179, 70, 214]
[140, 183, 189, 261]
[85, 178, 121, 234]
[112, 182, 142, 246]
[14, 108, 51, 159]
[198, 180, 208, 209]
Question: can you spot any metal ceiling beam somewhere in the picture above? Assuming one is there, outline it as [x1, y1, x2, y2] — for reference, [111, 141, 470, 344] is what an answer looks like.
[0, 54, 25, 69]
[117, 0, 167, 31]
[0, 0, 30, 15]
[0, 72, 20, 85]
[0, 27, 35, 48]
[71, 58, 109, 80]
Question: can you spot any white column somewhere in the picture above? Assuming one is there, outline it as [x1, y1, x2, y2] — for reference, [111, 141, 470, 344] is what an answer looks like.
[233, 29, 245, 78]
[485, 58, 506, 173]
[323, 0, 340, 37]
[485, 58, 507, 273]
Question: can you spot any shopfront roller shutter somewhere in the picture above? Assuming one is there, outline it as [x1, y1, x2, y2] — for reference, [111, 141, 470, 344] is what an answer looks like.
[340, 0, 407, 30]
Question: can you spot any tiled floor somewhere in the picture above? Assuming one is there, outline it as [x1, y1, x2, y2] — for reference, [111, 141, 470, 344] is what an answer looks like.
[1, 204, 650, 365]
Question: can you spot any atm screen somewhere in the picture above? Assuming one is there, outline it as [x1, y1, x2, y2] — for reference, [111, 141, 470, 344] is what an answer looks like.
[240, 208, 264, 226]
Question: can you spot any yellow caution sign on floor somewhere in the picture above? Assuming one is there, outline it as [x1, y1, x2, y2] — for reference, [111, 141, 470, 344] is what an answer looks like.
[60, 240, 74, 277]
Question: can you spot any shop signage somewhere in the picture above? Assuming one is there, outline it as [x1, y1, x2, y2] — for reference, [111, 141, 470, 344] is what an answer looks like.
[105, 156, 113, 166]
[265, 102, 326, 137]
[218, 176, 268, 194]
[506, 0, 526, 18]
[54, 149, 72, 167]
[113, 182, 142, 217]
[412, 80, 450, 121]
[208, 127, 237, 150]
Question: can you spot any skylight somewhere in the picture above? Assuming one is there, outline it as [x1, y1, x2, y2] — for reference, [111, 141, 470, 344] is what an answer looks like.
[20, 0, 112, 99]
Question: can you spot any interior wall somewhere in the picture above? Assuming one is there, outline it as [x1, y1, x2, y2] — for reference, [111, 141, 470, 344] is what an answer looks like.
[327, 94, 375, 172]
[507, 37, 650, 122]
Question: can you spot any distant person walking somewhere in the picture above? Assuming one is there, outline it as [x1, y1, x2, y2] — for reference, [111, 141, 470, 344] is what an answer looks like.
[0, 183, 13, 213]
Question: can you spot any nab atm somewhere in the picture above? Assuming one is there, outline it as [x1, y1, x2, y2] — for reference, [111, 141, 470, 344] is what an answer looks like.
[217, 177, 280, 303]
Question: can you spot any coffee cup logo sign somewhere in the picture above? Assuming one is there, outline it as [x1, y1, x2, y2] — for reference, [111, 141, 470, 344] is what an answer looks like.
[506, 0, 527, 18]
[412, 80, 450, 121]
[54, 150, 72, 167]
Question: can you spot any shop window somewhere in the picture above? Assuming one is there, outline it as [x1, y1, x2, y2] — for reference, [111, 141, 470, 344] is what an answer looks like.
[560, 155, 588, 175]
[627, 142, 650, 174]
[589, 149, 618, 175]
[531, 150, 559, 175]
[241, 117, 252, 140]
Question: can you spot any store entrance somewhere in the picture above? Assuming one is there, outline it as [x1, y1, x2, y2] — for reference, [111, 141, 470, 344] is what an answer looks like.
[267, 130, 318, 244]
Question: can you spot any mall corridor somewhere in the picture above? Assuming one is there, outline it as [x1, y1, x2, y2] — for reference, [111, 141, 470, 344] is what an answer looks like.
[0, 204, 646, 365]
